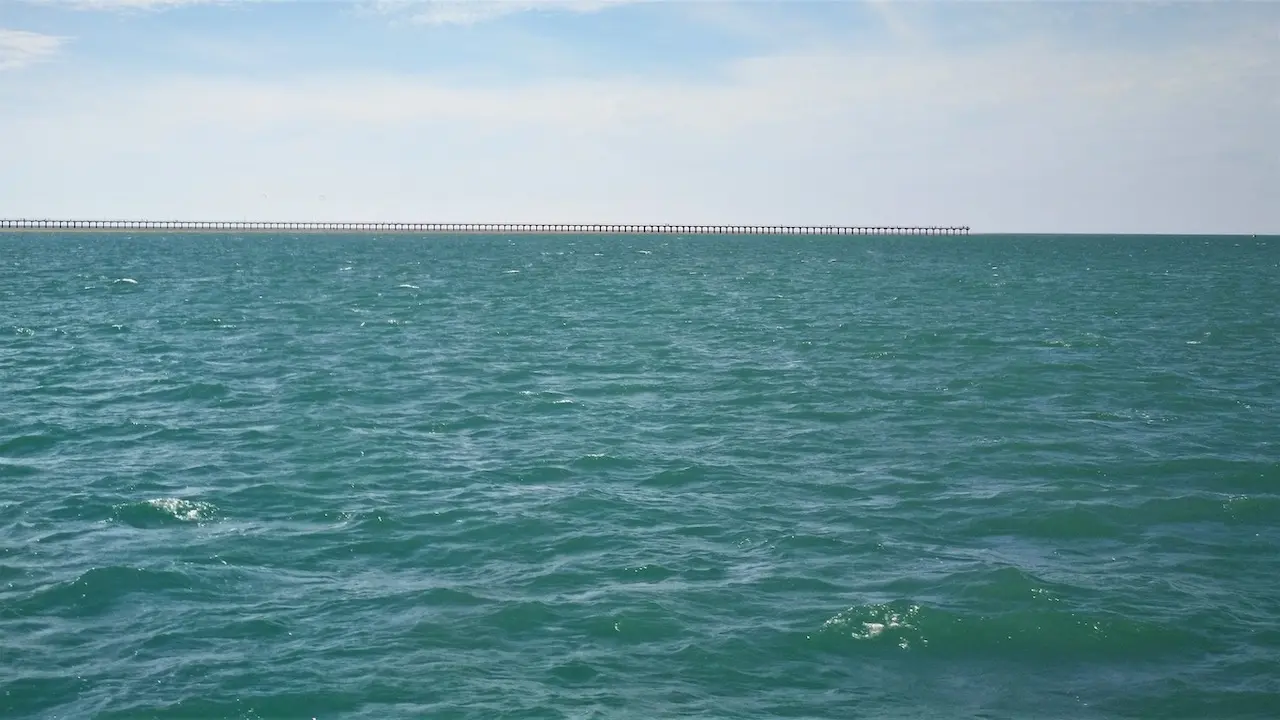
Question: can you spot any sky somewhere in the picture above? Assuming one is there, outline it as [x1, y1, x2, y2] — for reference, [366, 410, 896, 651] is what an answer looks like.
[0, 0, 1277, 234]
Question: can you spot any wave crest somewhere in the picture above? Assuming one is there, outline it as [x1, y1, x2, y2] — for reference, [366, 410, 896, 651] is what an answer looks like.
[113, 498, 219, 527]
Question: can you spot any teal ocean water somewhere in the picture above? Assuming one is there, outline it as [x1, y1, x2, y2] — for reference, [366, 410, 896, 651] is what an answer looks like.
[2, 232, 1278, 719]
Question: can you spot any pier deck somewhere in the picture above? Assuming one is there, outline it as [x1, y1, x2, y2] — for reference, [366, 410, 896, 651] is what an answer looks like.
[0, 220, 970, 235]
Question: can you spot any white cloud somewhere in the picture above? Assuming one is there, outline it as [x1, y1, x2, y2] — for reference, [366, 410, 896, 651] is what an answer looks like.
[0, 29, 66, 71]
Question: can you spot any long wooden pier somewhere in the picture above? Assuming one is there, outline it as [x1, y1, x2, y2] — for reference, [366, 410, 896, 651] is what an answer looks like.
[0, 219, 969, 235]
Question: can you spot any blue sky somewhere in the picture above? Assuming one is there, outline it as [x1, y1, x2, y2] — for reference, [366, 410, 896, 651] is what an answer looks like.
[1, 0, 1277, 233]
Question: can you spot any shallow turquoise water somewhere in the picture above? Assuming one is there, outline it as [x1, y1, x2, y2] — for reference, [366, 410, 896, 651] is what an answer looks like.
[2, 232, 1278, 719]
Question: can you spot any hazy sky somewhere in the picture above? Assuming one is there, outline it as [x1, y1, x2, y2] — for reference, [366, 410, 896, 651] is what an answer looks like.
[1, 0, 1277, 233]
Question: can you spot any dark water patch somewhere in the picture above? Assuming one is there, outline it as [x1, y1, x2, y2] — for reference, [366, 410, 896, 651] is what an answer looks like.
[481, 600, 563, 637]
[1116, 493, 1263, 527]
[582, 600, 688, 643]
[424, 414, 502, 433]
[95, 692, 365, 720]
[221, 482, 341, 514]
[1103, 688, 1280, 720]
[123, 425, 207, 445]
[0, 562, 25, 583]
[132, 614, 297, 656]
[1219, 494, 1280, 522]
[0, 460, 40, 477]
[412, 585, 494, 608]
[752, 573, 849, 597]
[610, 563, 678, 585]
[966, 505, 1130, 541]
[47, 493, 120, 523]
[1148, 457, 1280, 495]
[548, 658, 602, 684]
[939, 565, 1081, 606]
[666, 523, 735, 542]
[0, 426, 71, 457]
[85, 469, 178, 495]
[14, 565, 204, 618]
[638, 463, 725, 488]
[0, 675, 88, 719]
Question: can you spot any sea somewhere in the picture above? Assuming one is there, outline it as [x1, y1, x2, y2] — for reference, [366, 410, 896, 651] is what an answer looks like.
[1, 232, 1277, 719]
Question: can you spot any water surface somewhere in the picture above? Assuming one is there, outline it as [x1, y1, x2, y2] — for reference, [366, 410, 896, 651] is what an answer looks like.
[2, 232, 1277, 719]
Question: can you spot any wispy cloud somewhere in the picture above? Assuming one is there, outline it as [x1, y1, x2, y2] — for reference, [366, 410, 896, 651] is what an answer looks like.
[0, 29, 66, 71]
[22, 0, 243, 10]
[34, 0, 634, 20]
[5, 16, 1275, 231]
[372, 0, 638, 27]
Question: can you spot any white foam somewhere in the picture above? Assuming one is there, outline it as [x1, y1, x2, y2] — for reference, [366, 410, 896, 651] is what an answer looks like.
[147, 497, 216, 522]
[397, 283, 420, 289]
[821, 603, 921, 644]
[114, 278, 138, 284]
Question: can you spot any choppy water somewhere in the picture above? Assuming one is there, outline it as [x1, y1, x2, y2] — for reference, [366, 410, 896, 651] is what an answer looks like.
[2, 232, 1278, 719]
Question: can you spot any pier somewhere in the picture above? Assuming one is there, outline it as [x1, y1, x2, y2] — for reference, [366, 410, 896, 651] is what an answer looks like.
[0, 220, 970, 235]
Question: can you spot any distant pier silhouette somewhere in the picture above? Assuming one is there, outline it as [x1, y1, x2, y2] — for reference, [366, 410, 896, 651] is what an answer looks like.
[0, 220, 970, 235]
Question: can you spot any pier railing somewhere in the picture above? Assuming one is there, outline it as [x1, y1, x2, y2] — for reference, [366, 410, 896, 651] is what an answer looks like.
[0, 220, 970, 235]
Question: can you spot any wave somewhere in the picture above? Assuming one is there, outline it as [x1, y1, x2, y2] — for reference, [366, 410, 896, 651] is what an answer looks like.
[811, 599, 1218, 659]
[113, 498, 219, 528]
